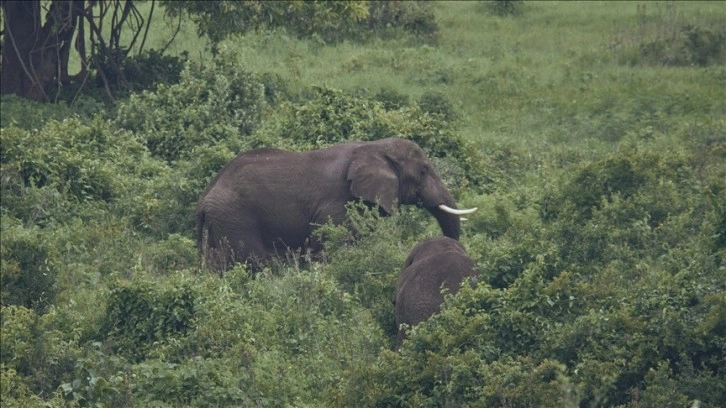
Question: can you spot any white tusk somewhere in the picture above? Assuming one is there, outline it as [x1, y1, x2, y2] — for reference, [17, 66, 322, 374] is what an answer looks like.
[438, 204, 478, 215]
[460, 217, 468, 222]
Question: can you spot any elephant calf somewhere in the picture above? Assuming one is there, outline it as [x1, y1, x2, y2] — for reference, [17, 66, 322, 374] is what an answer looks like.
[196, 138, 476, 272]
[393, 236, 478, 348]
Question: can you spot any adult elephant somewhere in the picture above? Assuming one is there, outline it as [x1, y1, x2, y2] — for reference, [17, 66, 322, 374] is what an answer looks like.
[196, 138, 477, 272]
[393, 236, 478, 348]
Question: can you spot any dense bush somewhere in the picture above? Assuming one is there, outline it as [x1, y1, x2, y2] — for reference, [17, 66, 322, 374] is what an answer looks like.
[164, 0, 437, 46]
[316, 204, 424, 339]
[0, 219, 59, 312]
[417, 90, 457, 122]
[110, 49, 268, 236]
[638, 23, 726, 67]
[0, 117, 160, 213]
[364, 1, 439, 43]
[96, 49, 188, 96]
[99, 278, 198, 362]
[114, 49, 266, 164]
[1, 305, 83, 401]
[546, 141, 716, 277]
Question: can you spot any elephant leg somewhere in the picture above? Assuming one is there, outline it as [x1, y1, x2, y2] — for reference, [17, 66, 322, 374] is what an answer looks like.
[207, 217, 268, 272]
[236, 221, 269, 271]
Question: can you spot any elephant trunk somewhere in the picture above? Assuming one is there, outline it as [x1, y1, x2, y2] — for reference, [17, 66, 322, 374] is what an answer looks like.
[421, 177, 477, 241]
[429, 204, 462, 240]
[423, 184, 466, 239]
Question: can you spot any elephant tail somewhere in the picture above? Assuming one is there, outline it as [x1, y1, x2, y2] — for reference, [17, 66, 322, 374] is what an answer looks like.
[195, 207, 209, 262]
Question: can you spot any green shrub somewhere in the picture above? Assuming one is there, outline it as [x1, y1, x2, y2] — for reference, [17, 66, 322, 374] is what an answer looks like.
[142, 234, 198, 273]
[0, 95, 106, 130]
[98, 49, 188, 96]
[367, 1, 438, 42]
[543, 142, 713, 275]
[99, 278, 198, 362]
[340, 252, 725, 406]
[417, 90, 457, 122]
[0, 305, 82, 400]
[374, 87, 411, 111]
[108, 49, 268, 237]
[481, 0, 525, 17]
[57, 349, 133, 408]
[125, 268, 388, 406]
[637, 23, 726, 67]
[0, 118, 161, 226]
[171, 1, 437, 45]
[339, 273, 579, 406]
[0, 365, 47, 408]
[0, 219, 58, 312]
[0, 306, 38, 370]
[114, 48, 266, 164]
[260, 71, 294, 105]
[1, 120, 115, 204]
[129, 357, 251, 407]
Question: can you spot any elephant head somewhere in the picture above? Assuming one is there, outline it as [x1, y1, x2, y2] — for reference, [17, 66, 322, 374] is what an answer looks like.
[346, 138, 476, 240]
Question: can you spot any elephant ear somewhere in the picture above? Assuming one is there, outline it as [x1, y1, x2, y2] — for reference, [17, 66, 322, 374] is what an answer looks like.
[347, 146, 398, 215]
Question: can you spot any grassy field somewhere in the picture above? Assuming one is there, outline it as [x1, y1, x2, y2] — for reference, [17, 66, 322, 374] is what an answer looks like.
[2, 1, 725, 407]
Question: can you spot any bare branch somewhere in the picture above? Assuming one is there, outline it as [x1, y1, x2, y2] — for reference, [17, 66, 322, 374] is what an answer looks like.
[138, 0, 155, 54]
[160, 4, 183, 54]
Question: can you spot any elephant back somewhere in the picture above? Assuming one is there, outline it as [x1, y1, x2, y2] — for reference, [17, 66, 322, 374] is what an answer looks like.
[394, 236, 478, 348]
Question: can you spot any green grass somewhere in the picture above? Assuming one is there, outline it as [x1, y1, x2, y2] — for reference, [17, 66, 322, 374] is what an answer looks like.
[207, 1, 725, 153]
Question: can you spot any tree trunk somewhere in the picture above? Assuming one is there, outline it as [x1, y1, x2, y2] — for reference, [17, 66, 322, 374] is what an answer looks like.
[1, 1, 83, 101]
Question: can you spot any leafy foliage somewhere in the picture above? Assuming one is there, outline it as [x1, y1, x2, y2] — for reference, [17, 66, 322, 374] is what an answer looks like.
[0, 219, 59, 312]
[316, 203, 423, 339]
[162, 1, 437, 45]
[99, 278, 198, 362]
[94, 49, 189, 97]
[0, 95, 104, 130]
[114, 49, 266, 164]
[111, 49, 267, 237]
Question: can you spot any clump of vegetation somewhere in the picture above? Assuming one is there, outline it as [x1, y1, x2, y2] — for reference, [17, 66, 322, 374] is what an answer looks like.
[0, 95, 104, 129]
[114, 49, 266, 164]
[99, 278, 198, 362]
[0, 221, 59, 313]
[481, 0, 525, 17]
[92, 50, 189, 98]
[610, 2, 726, 67]
[364, 1, 439, 43]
